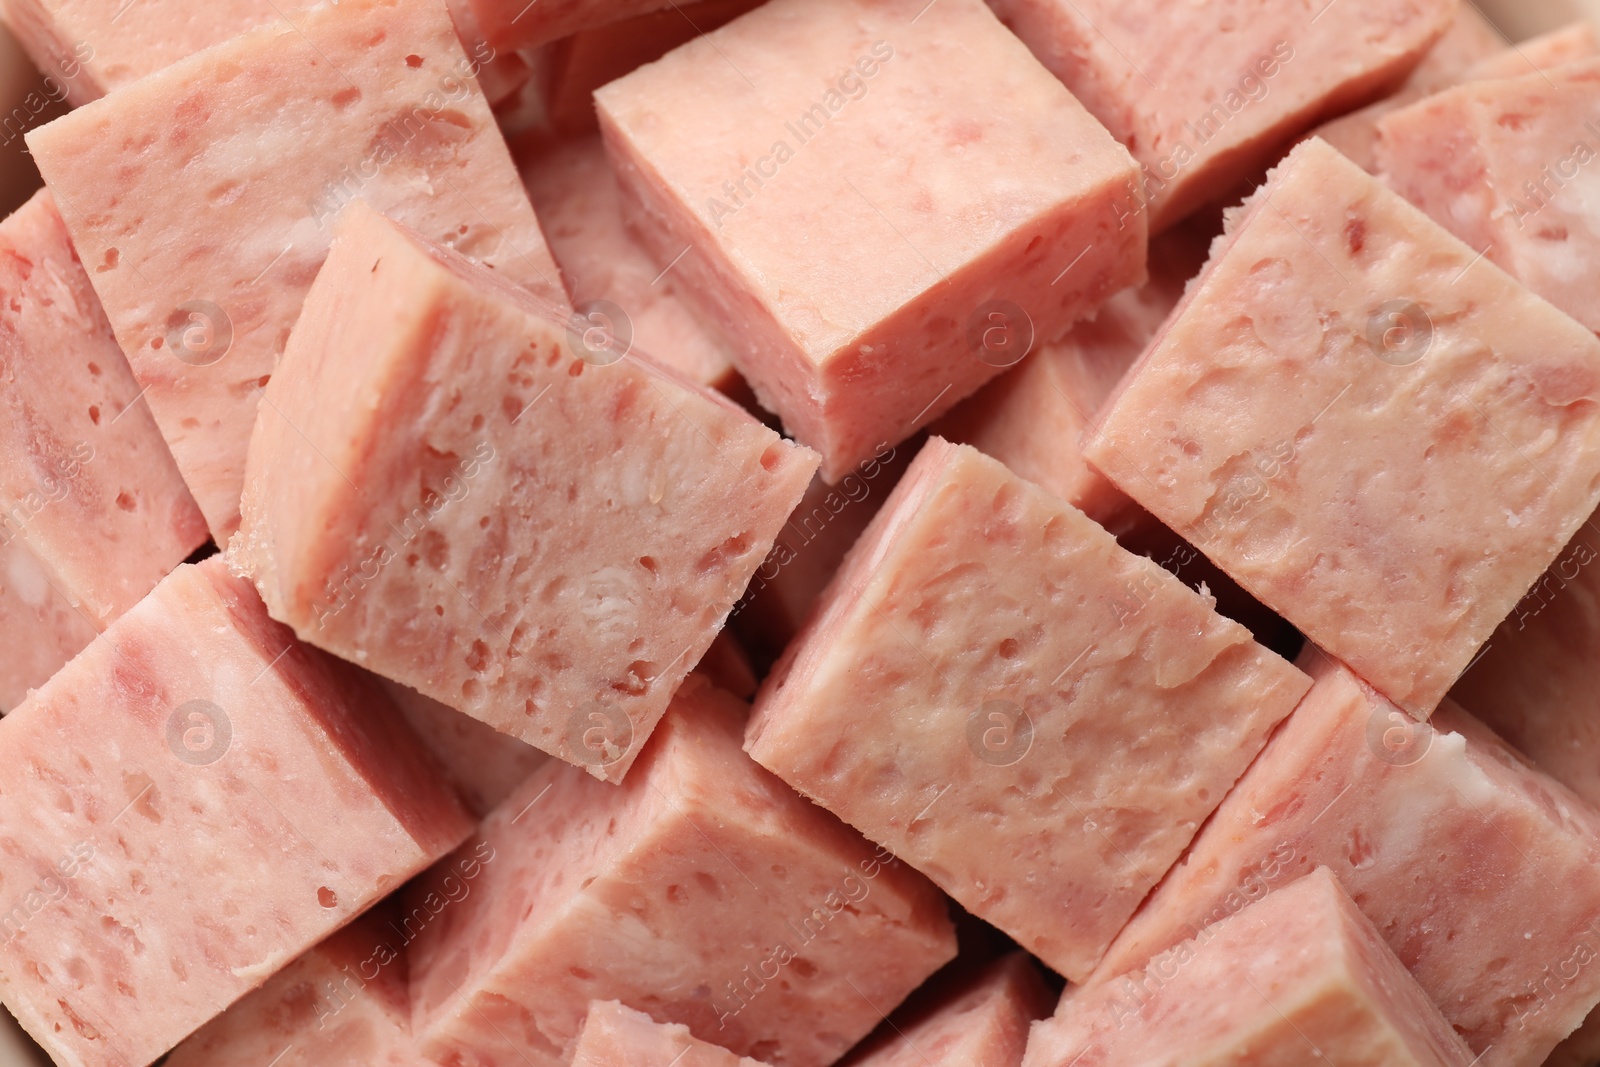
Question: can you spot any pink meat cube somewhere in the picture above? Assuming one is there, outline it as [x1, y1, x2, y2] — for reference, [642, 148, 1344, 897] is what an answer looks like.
[1307, 4, 1506, 172]
[572, 1001, 770, 1067]
[519, 135, 742, 395]
[1026, 868, 1475, 1067]
[164, 910, 424, 1067]
[729, 441, 912, 668]
[988, 0, 1454, 231]
[1450, 522, 1600, 807]
[1092, 654, 1600, 1067]
[0, 189, 207, 708]
[26, 0, 563, 539]
[232, 202, 816, 781]
[1084, 137, 1600, 717]
[380, 679, 548, 818]
[0, 556, 474, 1067]
[0, 0, 528, 106]
[538, 0, 764, 135]
[852, 953, 1052, 1067]
[746, 437, 1311, 981]
[407, 675, 957, 1067]
[595, 0, 1145, 483]
[932, 226, 1210, 529]
[1376, 60, 1600, 335]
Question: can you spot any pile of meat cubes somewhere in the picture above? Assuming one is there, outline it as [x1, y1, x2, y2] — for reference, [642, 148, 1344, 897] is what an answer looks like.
[1, 0, 1599, 1063]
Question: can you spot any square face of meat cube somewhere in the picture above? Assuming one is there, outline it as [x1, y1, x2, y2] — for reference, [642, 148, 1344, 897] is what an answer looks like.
[0, 557, 472, 1067]
[1025, 869, 1475, 1067]
[746, 438, 1311, 982]
[1093, 654, 1600, 1067]
[595, 0, 1145, 483]
[232, 202, 817, 782]
[988, 0, 1454, 230]
[0, 189, 207, 707]
[407, 677, 957, 1067]
[26, 0, 563, 540]
[1377, 60, 1600, 336]
[1084, 137, 1600, 717]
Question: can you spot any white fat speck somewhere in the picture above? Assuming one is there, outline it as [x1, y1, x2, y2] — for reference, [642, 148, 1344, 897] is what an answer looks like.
[2, 544, 51, 607]
[1504, 508, 1522, 528]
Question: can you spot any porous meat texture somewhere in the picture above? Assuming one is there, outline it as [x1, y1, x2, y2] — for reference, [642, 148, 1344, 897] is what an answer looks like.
[747, 438, 1311, 981]
[26, 0, 563, 538]
[987, 0, 1455, 229]
[519, 134, 741, 394]
[850, 953, 1052, 1067]
[596, 0, 1145, 482]
[1084, 137, 1600, 717]
[0, 189, 207, 708]
[933, 224, 1210, 527]
[407, 676, 957, 1067]
[0, 557, 473, 1067]
[1091, 653, 1600, 1067]
[1026, 869, 1475, 1067]
[163, 909, 425, 1067]
[232, 202, 816, 780]
[1376, 60, 1600, 335]
[572, 1001, 771, 1067]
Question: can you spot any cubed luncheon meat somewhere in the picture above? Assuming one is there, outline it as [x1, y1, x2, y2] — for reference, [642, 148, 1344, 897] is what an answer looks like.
[1377, 59, 1600, 335]
[407, 675, 957, 1067]
[0, 189, 207, 709]
[933, 225, 1211, 530]
[0, 556, 474, 1067]
[1091, 653, 1600, 1067]
[746, 438, 1311, 981]
[0, 0, 528, 107]
[26, 0, 563, 538]
[1308, 3, 1506, 172]
[231, 201, 816, 780]
[1464, 20, 1600, 80]
[538, 0, 764, 135]
[1450, 517, 1600, 807]
[1024, 868, 1475, 1067]
[164, 909, 424, 1067]
[595, 0, 1145, 482]
[988, 0, 1454, 230]
[851, 953, 1052, 1067]
[572, 1001, 770, 1067]
[519, 134, 743, 395]
[1084, 137, 1600, 717]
